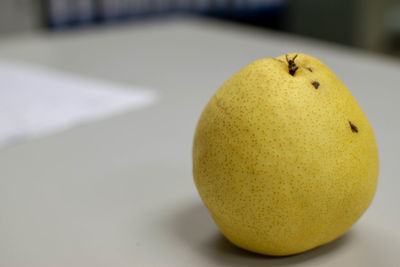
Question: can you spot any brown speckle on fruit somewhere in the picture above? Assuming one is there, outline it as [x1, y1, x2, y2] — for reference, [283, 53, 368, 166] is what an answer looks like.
[349, 121, 358, 133]
[273, 58, 285, 63]
[286, 54, 299, 76]
[307, 67, 313, 72]
[312, 81, 320, 89]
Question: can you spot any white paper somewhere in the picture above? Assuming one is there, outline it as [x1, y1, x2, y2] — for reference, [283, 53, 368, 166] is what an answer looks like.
[0, 60, 158, 148]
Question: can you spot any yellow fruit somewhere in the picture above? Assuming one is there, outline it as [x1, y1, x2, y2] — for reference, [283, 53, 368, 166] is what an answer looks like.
[192, 53, 379, 256]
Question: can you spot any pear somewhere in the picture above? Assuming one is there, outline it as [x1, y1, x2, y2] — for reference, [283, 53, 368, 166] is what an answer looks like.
[192, 53, 379, 256]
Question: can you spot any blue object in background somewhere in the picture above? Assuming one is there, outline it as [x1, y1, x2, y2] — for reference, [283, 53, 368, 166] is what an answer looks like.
[45, 0, 287, 30]
[46, 0, 96, 28]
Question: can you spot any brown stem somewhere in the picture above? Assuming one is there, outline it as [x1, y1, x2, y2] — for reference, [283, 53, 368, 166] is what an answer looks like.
[286, 54, 299, 76]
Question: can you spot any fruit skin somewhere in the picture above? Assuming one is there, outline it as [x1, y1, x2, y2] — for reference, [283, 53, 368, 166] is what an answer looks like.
[192, 53, 379, 256]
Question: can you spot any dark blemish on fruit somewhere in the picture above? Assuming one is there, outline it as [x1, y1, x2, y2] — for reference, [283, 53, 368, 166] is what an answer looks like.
[349, 121, 358, 133]
[273, 58, 285, 63]
[312, 81, 320, 89]
[286, 54, 299, 76]
[307, 67, 313, 72]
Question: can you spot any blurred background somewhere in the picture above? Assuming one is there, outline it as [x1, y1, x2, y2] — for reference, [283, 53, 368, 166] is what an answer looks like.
[1, 0, 400, 56]
[2, 2, 400, 266]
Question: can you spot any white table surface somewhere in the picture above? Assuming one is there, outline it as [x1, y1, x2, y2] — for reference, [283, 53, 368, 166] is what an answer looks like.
[0, 17, 399, 267]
